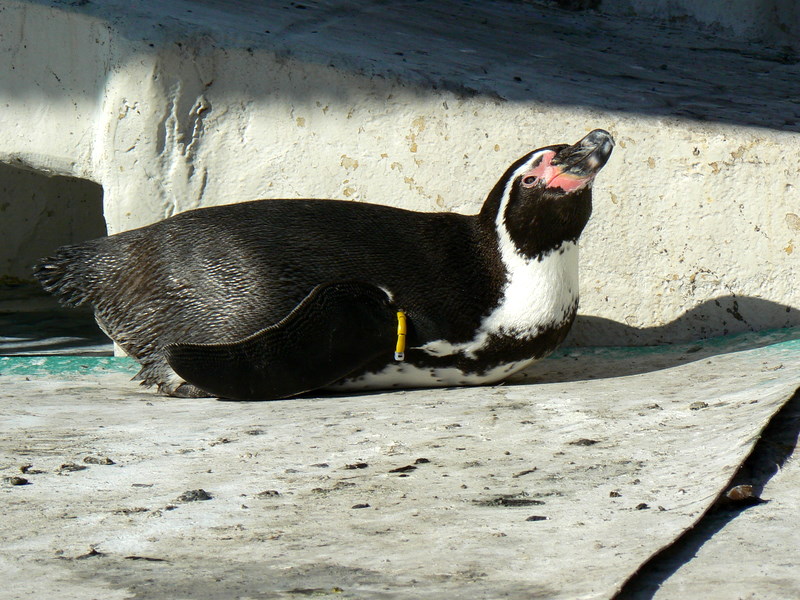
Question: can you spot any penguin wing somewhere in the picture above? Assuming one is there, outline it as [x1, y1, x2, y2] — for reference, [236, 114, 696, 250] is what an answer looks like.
[163, 282, 398, 400]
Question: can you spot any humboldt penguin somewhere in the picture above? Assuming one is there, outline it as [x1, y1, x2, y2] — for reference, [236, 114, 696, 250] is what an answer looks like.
[35, 129, 614, 400]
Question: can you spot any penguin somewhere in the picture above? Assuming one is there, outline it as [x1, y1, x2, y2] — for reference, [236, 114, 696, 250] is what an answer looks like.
[34, 129, 614, 400]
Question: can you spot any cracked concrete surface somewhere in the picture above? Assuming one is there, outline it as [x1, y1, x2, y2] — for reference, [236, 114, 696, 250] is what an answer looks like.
[620, 389, 800, 599]
[1, 330, 798, 599]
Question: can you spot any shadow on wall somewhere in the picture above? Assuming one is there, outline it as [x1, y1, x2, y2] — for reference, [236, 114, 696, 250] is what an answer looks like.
[569, 295, 799, 347]
[0, 298, 113, 357]
[518, 295, 799, 384]
[8, 1, 800, 133]
[0, 163, 109, 356]
[0, 162, 105, 281]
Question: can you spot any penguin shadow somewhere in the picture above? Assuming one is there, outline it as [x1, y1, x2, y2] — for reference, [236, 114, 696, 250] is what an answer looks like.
[268, 295, 799, 403]
[0, 283, 113, 356]
[514, 295, 799, 385]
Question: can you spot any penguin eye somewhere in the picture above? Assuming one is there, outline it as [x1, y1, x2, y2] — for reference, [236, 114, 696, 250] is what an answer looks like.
[522, 176, 537, 186]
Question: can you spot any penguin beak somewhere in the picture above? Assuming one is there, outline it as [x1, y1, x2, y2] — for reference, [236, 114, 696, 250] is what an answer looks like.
[551, 129, 615, 179]
[521, 129, 615, 193]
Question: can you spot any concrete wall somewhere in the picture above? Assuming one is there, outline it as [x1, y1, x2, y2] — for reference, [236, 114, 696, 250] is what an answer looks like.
[0, 0, 797, 345]
[594, 0, 800, 47]
[0, 164, 105, 280]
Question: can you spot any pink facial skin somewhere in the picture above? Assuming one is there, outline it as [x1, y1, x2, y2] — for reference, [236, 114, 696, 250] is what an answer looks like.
[520, 150, 595, 193]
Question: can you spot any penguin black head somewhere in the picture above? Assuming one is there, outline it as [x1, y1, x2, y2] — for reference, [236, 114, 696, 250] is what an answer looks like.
[483, 129, 614, 261]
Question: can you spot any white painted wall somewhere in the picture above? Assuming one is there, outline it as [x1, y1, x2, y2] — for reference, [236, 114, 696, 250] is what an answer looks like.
[0, 0, 797, 345]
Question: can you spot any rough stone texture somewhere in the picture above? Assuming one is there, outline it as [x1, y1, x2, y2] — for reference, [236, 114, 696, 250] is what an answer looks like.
[0, 0, 798, 345]
[1, 331, 798, 599]
[593, 0, 800, 46]
[0, 164, 105, 280]
[622, 388, 800, 599]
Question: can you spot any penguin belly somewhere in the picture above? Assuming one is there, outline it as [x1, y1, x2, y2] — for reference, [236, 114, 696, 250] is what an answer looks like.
[331, 359, 536, 392]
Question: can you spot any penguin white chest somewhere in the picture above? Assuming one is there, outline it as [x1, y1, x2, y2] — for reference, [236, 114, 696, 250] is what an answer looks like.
[334, 242, 579, 391]
[419, 241, 579, 359]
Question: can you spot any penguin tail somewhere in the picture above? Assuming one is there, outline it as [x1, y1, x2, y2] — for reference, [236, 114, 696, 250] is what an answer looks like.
[33, 243, 101, 308]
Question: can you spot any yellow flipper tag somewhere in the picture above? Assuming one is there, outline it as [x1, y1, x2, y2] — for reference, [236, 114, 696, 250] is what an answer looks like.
[395, 310, 407, 361]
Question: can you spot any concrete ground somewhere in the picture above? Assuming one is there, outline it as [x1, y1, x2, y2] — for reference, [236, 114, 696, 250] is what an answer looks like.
[1, 287, 798, 599]
[0, 2, 798, 597]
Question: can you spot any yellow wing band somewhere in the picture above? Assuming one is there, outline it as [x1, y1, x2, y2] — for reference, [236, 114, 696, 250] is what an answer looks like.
[394, 310, 407, 361]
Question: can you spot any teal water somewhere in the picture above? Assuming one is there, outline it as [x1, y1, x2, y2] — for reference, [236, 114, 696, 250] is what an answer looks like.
[0, 355, 139, 376]
[1, 327, 797, 377]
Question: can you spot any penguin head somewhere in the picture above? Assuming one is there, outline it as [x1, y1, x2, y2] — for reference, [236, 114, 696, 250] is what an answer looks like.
[487, 129, 614, 260]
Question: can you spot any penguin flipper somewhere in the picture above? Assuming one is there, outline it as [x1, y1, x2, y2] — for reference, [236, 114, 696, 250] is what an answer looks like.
[164, 282, 398, 400]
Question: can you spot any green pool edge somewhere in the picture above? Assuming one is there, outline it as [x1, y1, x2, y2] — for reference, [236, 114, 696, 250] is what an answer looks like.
[0, 355, 140, 376]
[1, 327, 798, 377]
